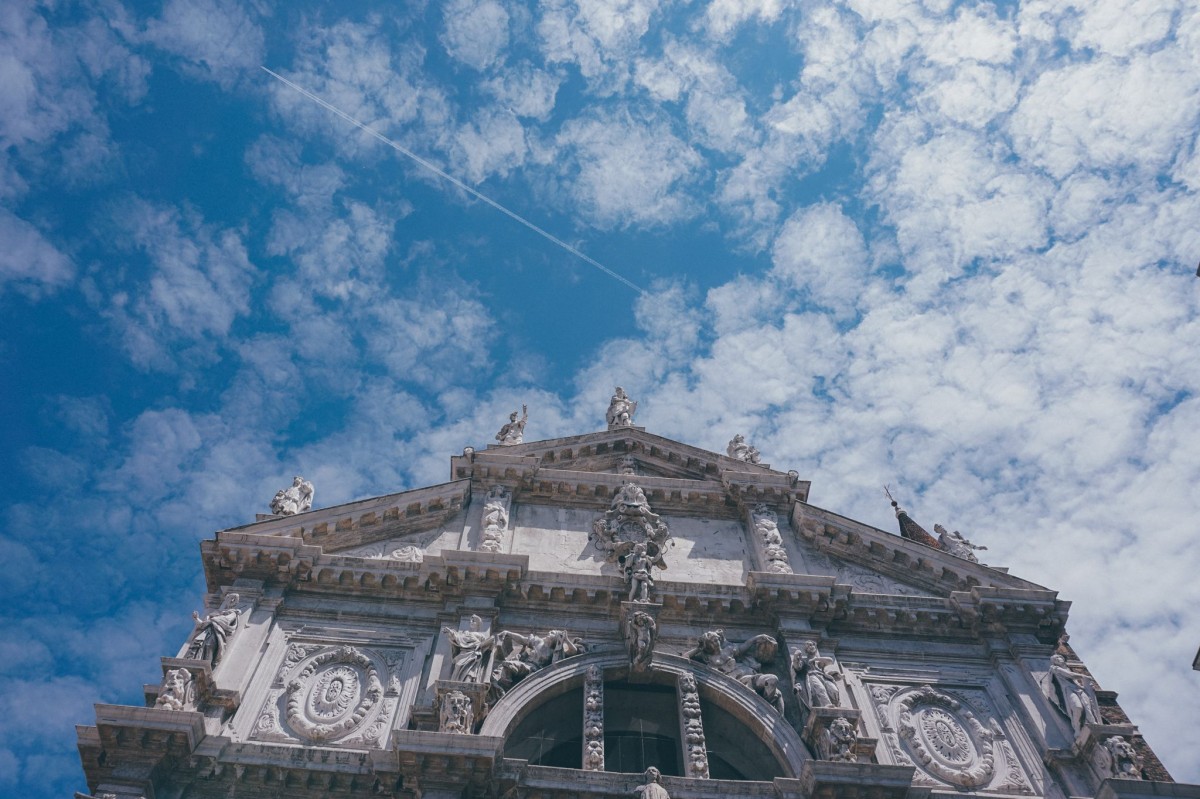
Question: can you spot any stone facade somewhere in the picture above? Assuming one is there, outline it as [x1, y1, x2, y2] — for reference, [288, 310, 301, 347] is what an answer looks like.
[75, 423, 1196, 799]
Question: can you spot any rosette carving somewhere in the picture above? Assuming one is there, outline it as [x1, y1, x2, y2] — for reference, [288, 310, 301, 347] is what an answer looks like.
[897, 685, 994, 788]
[283, 646, 385, 743]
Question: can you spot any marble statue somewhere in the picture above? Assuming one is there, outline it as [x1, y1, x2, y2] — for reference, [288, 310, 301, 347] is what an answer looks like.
[271, 476, 314, 516]
[819, 716, 858, 762]
[1046, 653, 1101, 735]
[184, 593, 241, 668]
[442, 615, 494, 684]
[1097, 736, 1143, 779]
[626, 610, 657, 672]
[495, 405, 528, 445]
[490, 629, 586, 697]
[685, 629, 783, 713]
[726, 434, 761, 464]
[791, 641, 843, 711]
[625, 543, 656, 603]
[480, 485, 511, 553]
[606, 387, 638, 428]
[155, 668, 195, 711]
[633, 767, 670, 799]
[934, 523, 987, 563]
[438, 689, 474, 734]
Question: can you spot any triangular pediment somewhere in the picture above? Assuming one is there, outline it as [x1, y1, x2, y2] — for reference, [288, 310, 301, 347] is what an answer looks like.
[454, 427, 809, 499]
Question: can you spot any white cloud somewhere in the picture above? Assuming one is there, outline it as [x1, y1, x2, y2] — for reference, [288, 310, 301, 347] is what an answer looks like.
[700, 0, 785, 42]
[771, 203, 870, 317]
[442, 0, 511, 70]
[1019, 0, 1177, 57]
[537, 0, 662, 89]
[0, 208, 73, 297]
[104, 199, 258, 369]
[452, 109, 528, 183]
[142, 0, 265, 89]
[483, 62, 563, 120]
[552, 108, 704, 228]
[1008, 51, 1200, 179]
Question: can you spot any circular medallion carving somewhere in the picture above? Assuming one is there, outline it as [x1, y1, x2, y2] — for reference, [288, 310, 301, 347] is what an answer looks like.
[897, 685, 994, 788]
[285, 646, 384, 742]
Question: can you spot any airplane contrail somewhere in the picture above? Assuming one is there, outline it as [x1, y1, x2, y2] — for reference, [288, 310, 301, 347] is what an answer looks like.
[261, 66, 644, 294]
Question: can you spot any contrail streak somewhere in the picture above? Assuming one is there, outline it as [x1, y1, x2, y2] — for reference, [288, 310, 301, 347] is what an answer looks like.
[261, 66, 644, 294]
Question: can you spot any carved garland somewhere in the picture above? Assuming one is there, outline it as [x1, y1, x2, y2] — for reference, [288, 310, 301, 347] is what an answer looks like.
[678, 672, 710, 778]
[583, 665, 605, 771]
[752, 504, 792, 574]
[285, 646, 384, 742]
[897, 685, 994, 788]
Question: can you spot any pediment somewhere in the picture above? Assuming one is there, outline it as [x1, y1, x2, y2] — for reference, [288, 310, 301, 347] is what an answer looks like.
[453, 428, 809, 502]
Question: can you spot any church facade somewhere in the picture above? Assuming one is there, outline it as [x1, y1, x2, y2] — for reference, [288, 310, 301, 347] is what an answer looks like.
[75, 393, 1195, 799]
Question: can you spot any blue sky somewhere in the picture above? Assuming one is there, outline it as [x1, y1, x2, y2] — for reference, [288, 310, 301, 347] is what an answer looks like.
[3, 0, 1200, 794]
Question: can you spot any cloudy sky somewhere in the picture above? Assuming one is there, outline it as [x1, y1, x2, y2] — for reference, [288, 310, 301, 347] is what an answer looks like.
[3, 0, 1200, 794]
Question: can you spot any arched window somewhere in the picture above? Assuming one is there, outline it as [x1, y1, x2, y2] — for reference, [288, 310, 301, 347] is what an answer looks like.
[500, 671, 786, 781]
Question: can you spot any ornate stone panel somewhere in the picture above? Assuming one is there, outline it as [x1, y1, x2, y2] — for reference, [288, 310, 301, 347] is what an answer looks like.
[252, 642, 405, 748]
[865, 682, 1035, 794]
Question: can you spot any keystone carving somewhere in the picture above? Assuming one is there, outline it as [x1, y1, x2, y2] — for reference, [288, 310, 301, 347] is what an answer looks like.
[625, 610, 657, 673]
[591, 483, 672, 580]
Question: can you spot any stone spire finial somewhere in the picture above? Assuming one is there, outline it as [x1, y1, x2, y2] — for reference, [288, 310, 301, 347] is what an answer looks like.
[882, 485, 939, 548]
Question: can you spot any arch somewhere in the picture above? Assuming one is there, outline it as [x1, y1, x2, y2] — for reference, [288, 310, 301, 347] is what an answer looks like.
[477, 650, 810, 779]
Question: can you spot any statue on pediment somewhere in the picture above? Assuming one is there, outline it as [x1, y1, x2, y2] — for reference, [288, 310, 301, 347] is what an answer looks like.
[1046, 653, 1100, 735]
[495, 405, 528, 445]
[591, 482, 672, 577]
[934, 523, 987, 563]
[184, 593, 241, 668]
[271, 475, 314, 516]
[607, 386, 638, 429]
[686, 629, 784, 714]
[726, 434, 761, 464]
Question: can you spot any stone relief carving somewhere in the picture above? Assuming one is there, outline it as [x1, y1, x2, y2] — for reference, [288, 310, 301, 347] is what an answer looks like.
[802, 549, 931, 597]
[626, 610, 657, 673]
[678, 672, 710, 778]
[791, 641, 844, 713]
[606, 386, 638, 429]
[338, 539, 426, 561]
[281, 646, 385, 743]
[583, 664, 605, 771]
[443, 615, 494, 684]
[685, 629, 784, 714]
[619, 455, 638, 475]
[480, 485, 512, 553]
[1094, 736, 1143, 780]
[489, 629, 586, 700]
[934, 524, 987, 563]
[727, 434, 761, 464]
[184, 592, 241, 668]
[1045, 654, 1101, 736]
[752, 504, 791, 574]
[271, 475, 314, 516]
[438, 689, 474, 734]
[495, 405, 528, 445]
[896, 685, 995, 788]
[819, 716, 858, 762]
[155, 667, 195, 711]
[634, 766, 670, 799]
[591, 483, 672, 576]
